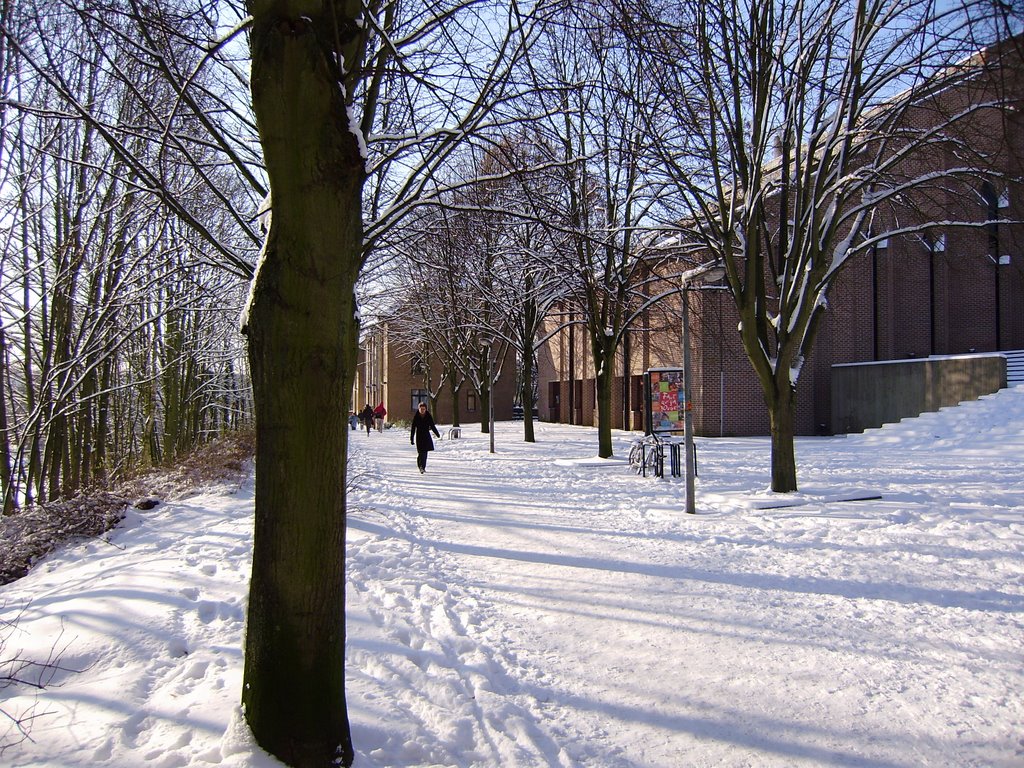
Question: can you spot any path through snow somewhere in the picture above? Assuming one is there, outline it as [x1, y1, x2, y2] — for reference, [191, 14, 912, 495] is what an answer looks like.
[1, 388, 1022, 767]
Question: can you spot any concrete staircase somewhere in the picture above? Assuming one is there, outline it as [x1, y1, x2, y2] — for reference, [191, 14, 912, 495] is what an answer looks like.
[855, 383, 1024, 452]
[1004, 349, 1024, 387]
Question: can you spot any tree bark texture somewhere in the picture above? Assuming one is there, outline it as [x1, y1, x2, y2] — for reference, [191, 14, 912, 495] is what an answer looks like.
[0, 326, 14, 514]
[521, 344, 536, 443]
[521, 297, 537, 443]
[768, 381, 799, 494]
[594, 340, 615, 459]
[448, 373, 462, 429]
[244, 3, 366, 766]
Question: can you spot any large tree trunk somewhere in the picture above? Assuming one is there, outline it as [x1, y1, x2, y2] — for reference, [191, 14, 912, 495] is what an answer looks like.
[748, 362, 800, 493]
[0, 326, 14, 514]
[767, 378, 798, 493]
[447, 373, 462, 428]
[521, 298, 537, 443]
[480, 379, 491, 433]
[521, 344, 536, 443]
[594, 345, 614, 458]
[737, 264, 801, 493]
[479, 350, 491, 434]
[243, 5, 366, 766]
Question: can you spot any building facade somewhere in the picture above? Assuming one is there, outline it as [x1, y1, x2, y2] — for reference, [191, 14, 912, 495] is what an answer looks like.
[353, 322, 517, 427]
[537, 36, 1023, 437]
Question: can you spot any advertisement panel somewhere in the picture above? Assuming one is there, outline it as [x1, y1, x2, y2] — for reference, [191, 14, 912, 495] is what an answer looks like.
[644, 367, 687, 434]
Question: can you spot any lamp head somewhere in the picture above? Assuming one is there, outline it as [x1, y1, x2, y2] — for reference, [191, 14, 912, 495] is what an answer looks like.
[701, 266, 726, 284]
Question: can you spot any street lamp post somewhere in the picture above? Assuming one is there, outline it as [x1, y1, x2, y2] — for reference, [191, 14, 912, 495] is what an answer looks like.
[482, 340, 495, 454]
[681, 285, 696, 514]
[680, 262, 725, 515]
[488, 344, 495, 455]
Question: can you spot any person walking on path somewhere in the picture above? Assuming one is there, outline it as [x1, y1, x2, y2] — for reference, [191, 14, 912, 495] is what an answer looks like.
[410, 401, 441, 474]
[360, 403, 374, 436]
[373, 402, 387, 432]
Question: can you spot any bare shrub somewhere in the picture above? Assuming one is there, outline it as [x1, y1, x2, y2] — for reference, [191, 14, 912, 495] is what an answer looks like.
[0, 430, 255, 586]
[0, 610, 80, 753]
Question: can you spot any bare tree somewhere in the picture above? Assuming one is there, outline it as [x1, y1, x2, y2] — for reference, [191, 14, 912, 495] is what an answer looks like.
[520, 3, 673, 457]
[386, 203, 474, 426]
[622, 0, 1013, 491]
[3, 3, 547, 759]
[0, 0, 255, 510]
[481, 135, 567, 442]
[385, 131, 569, 443]
[388, 168, 514, 439]
[241, 1, 545, 764]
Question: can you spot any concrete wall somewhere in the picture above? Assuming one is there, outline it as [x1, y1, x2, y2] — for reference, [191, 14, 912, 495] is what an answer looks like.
[831, 354, 1007, 434]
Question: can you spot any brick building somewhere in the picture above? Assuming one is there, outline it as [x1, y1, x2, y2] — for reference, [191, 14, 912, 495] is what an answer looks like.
[537, 35, 1023, 437]
[353, 321, 517, 427]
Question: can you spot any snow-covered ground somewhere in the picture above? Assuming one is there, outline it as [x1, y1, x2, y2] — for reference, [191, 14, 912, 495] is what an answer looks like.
[2, 388, 1022, 767]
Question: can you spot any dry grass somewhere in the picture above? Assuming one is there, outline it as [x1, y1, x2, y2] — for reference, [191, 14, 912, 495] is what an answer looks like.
[0, 430, 255, 586]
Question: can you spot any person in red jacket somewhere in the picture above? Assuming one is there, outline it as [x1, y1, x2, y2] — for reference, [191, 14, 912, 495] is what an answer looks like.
[373, 402, 387, 432]
[409, 401, 441, 474]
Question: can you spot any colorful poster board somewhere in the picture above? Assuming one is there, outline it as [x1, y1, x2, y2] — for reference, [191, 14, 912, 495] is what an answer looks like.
[644, 368, 687, 434]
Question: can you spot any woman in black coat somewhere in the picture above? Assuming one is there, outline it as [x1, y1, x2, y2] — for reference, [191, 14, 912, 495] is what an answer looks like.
[359, 404, 374, 435]
[410, 402, 441, 474]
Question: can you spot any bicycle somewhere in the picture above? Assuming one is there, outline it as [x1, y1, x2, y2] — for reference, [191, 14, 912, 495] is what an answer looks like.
[628, 434, 663, 476]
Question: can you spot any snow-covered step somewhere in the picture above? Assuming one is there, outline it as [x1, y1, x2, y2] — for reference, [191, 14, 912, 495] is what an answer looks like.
[1002, 349, 1024, 386]
[857, 385, 1024, 446]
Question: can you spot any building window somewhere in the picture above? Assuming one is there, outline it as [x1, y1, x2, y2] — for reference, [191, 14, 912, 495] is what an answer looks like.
[411, 389, 428, 414]
[467, 392, 477, 413]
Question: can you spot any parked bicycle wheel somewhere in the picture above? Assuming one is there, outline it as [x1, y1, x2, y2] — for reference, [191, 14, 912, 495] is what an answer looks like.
[629, 437, 661, 475]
